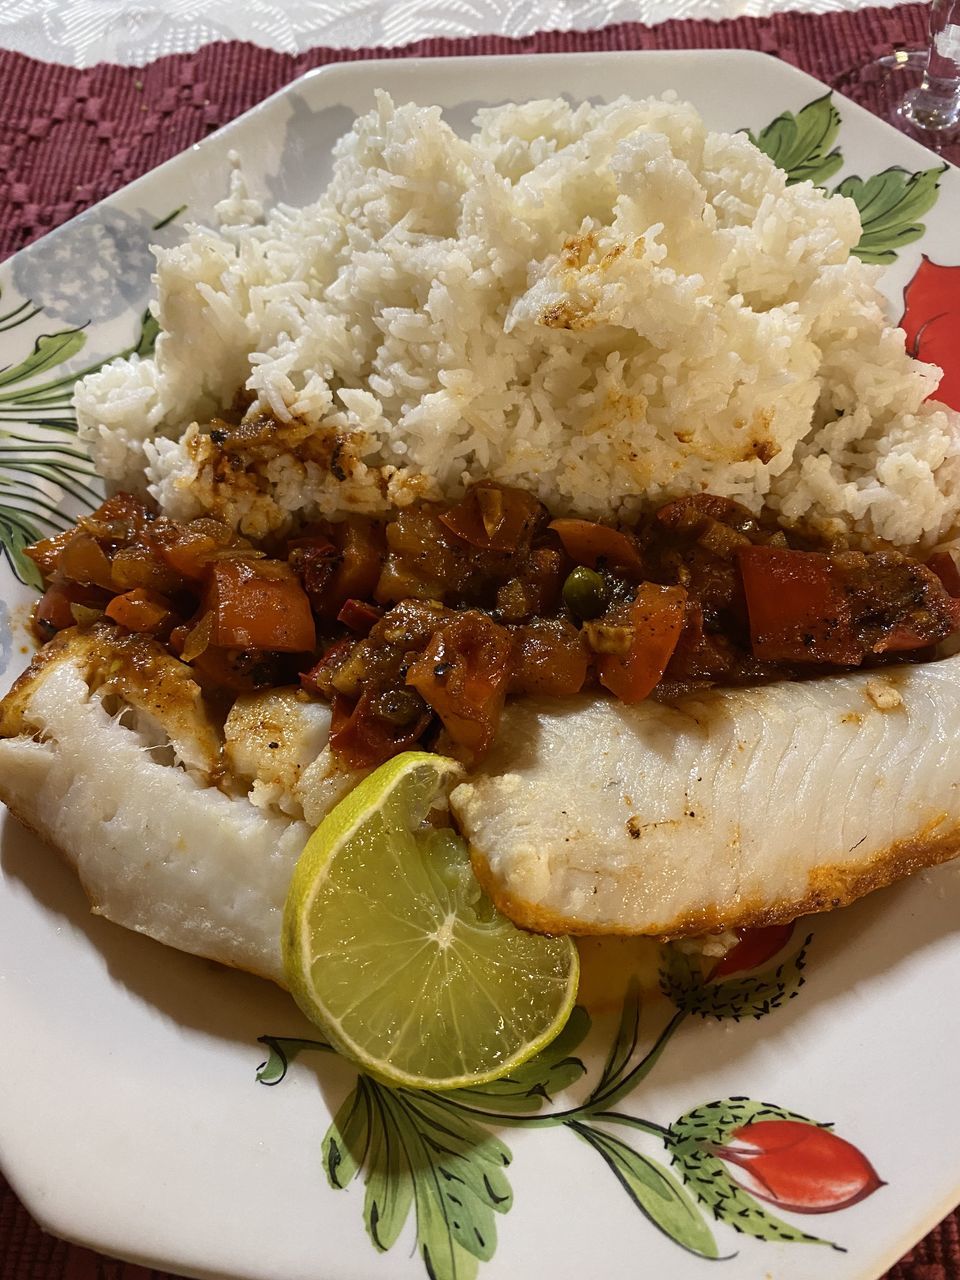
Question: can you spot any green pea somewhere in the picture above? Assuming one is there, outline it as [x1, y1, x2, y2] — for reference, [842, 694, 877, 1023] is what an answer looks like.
[562, 565, 608, 620]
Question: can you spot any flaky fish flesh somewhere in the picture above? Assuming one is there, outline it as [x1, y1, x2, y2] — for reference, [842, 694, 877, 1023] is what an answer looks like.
[3, 625, 960, 979]
[0, 628, 362, 982]
[450, 660, 960, 937]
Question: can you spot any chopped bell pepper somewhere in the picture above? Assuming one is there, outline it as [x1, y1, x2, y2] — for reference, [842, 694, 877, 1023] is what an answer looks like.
[329, 691, 432, 770]
[406, 610, 514, 756]
[595, 582, 687, 703]
[33, 580, 106, 637]
[104, 588, 173, 634]
[548, 518, 644, 575]
[440, 482, 544, 553]
[204, 559, 316, 652]
[738, 546, 861, 665]
[927, 551, 960, 598]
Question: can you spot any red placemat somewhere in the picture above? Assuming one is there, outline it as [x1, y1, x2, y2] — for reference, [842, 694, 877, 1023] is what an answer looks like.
[1, 2, 958, 257]
[1, 7, 958, 1278]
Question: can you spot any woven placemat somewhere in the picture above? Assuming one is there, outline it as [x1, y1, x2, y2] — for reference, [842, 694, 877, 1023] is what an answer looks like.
[1, 7, 958, 1277]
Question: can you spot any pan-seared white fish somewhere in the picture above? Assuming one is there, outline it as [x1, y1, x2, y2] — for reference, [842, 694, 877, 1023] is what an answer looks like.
[225, 692, 366, 826]
[6, 621, 960, 978]
[0, 628, 354, 983]
[450, 657, 960, 937]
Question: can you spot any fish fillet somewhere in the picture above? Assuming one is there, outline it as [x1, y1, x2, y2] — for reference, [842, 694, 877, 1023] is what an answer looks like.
[5, 624, 960, 976]
[0, 629, 353, 983]
[450, 658, 960, 936]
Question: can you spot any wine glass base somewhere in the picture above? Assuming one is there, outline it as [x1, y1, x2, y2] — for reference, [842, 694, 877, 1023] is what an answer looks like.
[899, 90, 960, 135]
[844, 49, 957, 152]
[849, 50, 960, 151]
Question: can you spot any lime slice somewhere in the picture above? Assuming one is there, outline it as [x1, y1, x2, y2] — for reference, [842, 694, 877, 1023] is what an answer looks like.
[282, 750, 579, 1090]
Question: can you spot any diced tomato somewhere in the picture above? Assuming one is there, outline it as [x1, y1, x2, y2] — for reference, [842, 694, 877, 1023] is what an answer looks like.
[204, 559, 316, 652]
[24, 527, 76, 580]
[439, 482, 544, 553]
[596, 582, 687, 703]
[78, 492, 154, 543]
[56, 532, 115, 589]
[655, 494, 758, 537]
[188, 645, 285, 693]
[27, 492, 156, 583]
[548, 518, 644, 575]
[329, 520, 384, 610]
[873, 627, 927, 654]
[665, 598, 737, 682]
[406, 611, 514, 756]
[295, 519, 384, 618]
[34, 584, 80, 634]
[375, 507, 466, 604]
[288, 541, 338, 612]
[104, 588, 173, 634]
[738, 546, 862, 665]
[299, 639, 355, 697]
[32, 580, 106, 637]
[927, 551, 960, 598]
[871, 619, 958, 653]
[336, 598, 382, 635]
[147, 518, 238, 581]
[328, 691, 432, 770]
[521, 547, 566, 615]
[511, 619, 590, 696]
[109, 542, 185, 594]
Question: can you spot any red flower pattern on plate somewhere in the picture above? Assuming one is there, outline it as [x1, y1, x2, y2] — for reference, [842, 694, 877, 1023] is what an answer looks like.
[901, 255, 960, 411]
[709, 922, 796, 979]
[712, 1119, 885, 1213]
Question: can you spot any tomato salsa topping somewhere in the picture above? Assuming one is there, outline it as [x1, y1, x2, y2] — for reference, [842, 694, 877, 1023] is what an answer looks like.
[26, 486, 960, 767]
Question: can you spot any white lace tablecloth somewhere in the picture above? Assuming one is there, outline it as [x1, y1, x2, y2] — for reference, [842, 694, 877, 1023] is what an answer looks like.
[0, 0, 903, 69]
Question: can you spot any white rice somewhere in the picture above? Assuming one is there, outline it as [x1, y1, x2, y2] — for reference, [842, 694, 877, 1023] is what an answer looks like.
[76, 91, 960, 550]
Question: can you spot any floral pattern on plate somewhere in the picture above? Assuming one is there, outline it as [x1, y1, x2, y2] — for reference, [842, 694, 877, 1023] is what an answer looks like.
[256, 927, 888, 1278]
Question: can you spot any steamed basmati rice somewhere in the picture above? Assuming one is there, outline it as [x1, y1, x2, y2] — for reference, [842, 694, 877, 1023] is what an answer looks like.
[76, 91, 960, 550]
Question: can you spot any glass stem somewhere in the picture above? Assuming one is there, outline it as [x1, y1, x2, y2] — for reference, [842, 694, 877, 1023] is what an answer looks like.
[906, 0, 960, 130]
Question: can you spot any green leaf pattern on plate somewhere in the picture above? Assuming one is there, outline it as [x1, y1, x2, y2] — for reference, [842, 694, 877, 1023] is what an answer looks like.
[0, 300, 158, 586]
[0, 508, 44, 589]
[748, 94, 943, 263]
[324, 1080, 371, 1190]
[323, 1078, 513, 1280]
[0, 326, 88, 390]
[255, 1033, 333, 1085]
[659, 934, 810, 1020]
[441, 1004, 590, 1113]
[746, 92, 843, 186]
[838, 165, 947, 265]
[570, 1121, 720, 1258]
[0, 192, 175, 589]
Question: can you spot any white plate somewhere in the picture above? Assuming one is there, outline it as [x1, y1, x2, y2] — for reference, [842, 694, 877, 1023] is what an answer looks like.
[2, 51, 960, 1280]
